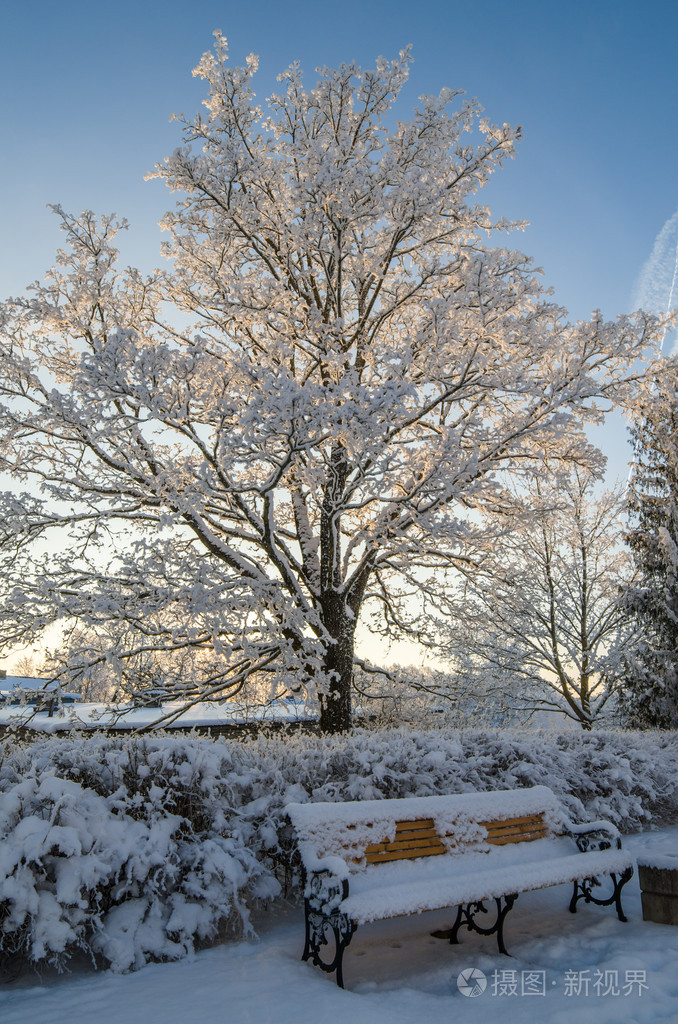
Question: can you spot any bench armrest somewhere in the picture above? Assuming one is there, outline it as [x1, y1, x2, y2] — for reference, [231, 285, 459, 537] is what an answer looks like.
[296, 842, 350, 912]
[564, 819, 622, 852]
[298, 843, 349, 880]
[303, 867, 350, 913]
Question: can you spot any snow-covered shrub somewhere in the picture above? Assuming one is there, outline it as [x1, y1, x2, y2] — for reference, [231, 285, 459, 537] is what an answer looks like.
[0, 735, 279, 973]
[226, 726, 678, 843]
[0, 726, 676, 973]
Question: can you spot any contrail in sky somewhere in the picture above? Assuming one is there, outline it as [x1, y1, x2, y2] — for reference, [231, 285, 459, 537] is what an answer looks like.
[634, 207, 678, 355]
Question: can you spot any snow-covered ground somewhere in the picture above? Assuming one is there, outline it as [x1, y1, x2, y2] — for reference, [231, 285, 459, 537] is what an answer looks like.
[1, 826, 677, 1024]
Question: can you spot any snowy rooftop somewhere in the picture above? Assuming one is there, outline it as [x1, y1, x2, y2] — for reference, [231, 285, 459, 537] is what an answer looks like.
[0, 675, 56, 691]
[0, 696, 316, 732]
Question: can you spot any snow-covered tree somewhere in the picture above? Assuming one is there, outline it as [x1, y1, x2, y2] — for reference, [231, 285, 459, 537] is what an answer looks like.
[352, 660, 525, 729]
[439, 468, 638, 728]
[0, 38, 661, 732]
[620, 358, 678, 728]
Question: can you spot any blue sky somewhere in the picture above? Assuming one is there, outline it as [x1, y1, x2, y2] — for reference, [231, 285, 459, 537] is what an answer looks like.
[2, 0, 677, 476]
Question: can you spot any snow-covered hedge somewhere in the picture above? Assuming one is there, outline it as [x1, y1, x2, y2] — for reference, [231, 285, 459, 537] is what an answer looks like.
[0, 726, 677, 973]
[0, 735, 280, 974]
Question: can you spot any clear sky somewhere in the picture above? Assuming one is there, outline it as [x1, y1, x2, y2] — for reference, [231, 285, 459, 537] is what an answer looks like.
[2, 0, 677, 479]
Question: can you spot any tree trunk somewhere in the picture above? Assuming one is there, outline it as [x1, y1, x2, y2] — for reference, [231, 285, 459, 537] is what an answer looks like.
[580, 669, 592, 729]
[318, 596, 355, 734]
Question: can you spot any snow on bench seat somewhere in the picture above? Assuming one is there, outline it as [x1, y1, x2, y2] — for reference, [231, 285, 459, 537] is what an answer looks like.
[286, 786, 634, 987]
[342, 839, 634, 924]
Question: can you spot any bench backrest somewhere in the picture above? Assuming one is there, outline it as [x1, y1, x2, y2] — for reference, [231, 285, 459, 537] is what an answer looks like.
[286, 786, 564, 872]
[361, 811, 550, 865]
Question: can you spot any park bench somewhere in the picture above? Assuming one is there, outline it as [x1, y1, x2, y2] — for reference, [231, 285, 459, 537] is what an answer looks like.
[285, 785, 634, 988]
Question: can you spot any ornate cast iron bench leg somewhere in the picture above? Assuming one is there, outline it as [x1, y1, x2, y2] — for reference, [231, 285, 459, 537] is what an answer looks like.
[569, 867, 634, 922]
[301, 870, 356, 988]
[302, 900, 356, 988]
[432, 895, 518, 955]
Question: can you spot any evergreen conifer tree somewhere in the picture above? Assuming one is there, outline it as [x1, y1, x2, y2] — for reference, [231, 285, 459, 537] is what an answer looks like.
[621, 358, 678, 728]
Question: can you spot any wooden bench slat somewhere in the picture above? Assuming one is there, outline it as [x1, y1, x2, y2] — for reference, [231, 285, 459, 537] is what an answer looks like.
[394, 818, 436, 832]
[484, 822, 544, 837]
[364, 834, 446, 855]
[486, 825, 548, 837]
[388, 827, 440, 842]
[364, 845, 447, 863]
[480, 814, 546, 829]
[487, 828, 549, 845]
[393, 814, 545, 830]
